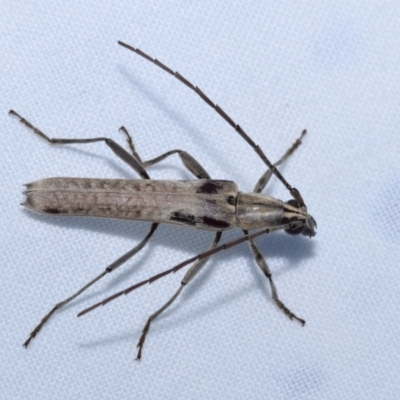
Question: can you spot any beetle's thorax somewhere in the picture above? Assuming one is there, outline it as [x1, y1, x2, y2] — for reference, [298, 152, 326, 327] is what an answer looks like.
[236, 192, 286, 230]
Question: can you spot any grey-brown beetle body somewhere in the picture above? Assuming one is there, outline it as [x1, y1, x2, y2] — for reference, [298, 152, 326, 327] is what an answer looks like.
[11, 41, 316, 360]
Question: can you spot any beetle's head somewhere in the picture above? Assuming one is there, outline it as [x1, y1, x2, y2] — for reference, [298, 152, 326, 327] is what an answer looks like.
[282, 199, 317, 238]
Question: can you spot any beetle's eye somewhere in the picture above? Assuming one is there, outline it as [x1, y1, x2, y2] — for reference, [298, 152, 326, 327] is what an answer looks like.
[282, 216, 304, 235]
[285, 225, 304, 235]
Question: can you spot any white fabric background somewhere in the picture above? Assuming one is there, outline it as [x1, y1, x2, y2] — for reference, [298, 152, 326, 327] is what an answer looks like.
[1, 2, 400, 399]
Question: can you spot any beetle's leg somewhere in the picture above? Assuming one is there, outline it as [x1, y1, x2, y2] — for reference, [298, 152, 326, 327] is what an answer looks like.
[136, 231, 222, 360]
[253, 130, 306, 194]
[23, 223, 158, 348]
[9, 110, 149, 179]
[245, 231, 305, 326]
[13, 112, 161, 347]
[241, 131, 307, 329]
[119, 126, 211, 179]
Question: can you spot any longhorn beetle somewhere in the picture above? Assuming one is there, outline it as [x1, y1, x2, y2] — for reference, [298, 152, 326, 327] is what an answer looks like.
[11, 41, 316, 360]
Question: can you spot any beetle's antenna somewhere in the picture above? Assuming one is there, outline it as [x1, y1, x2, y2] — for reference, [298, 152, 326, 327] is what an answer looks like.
[118, 41, 306, 207]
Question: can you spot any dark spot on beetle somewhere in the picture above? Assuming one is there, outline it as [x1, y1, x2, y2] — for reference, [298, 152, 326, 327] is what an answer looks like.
[226, 195, 236, 206]
[281, 216, 299, 225]
[44, 208, 61, 214]
[201, 216, 230, 229]
[196, 181, 221, 194]
[170, 212, 197, 226]
[72, 207, 86, 213]
[285, 199, 299, 209]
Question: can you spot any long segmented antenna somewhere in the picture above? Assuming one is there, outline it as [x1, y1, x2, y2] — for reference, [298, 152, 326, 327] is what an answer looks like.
[77, 221, 302, 317]
[118, 41, 306, 208]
